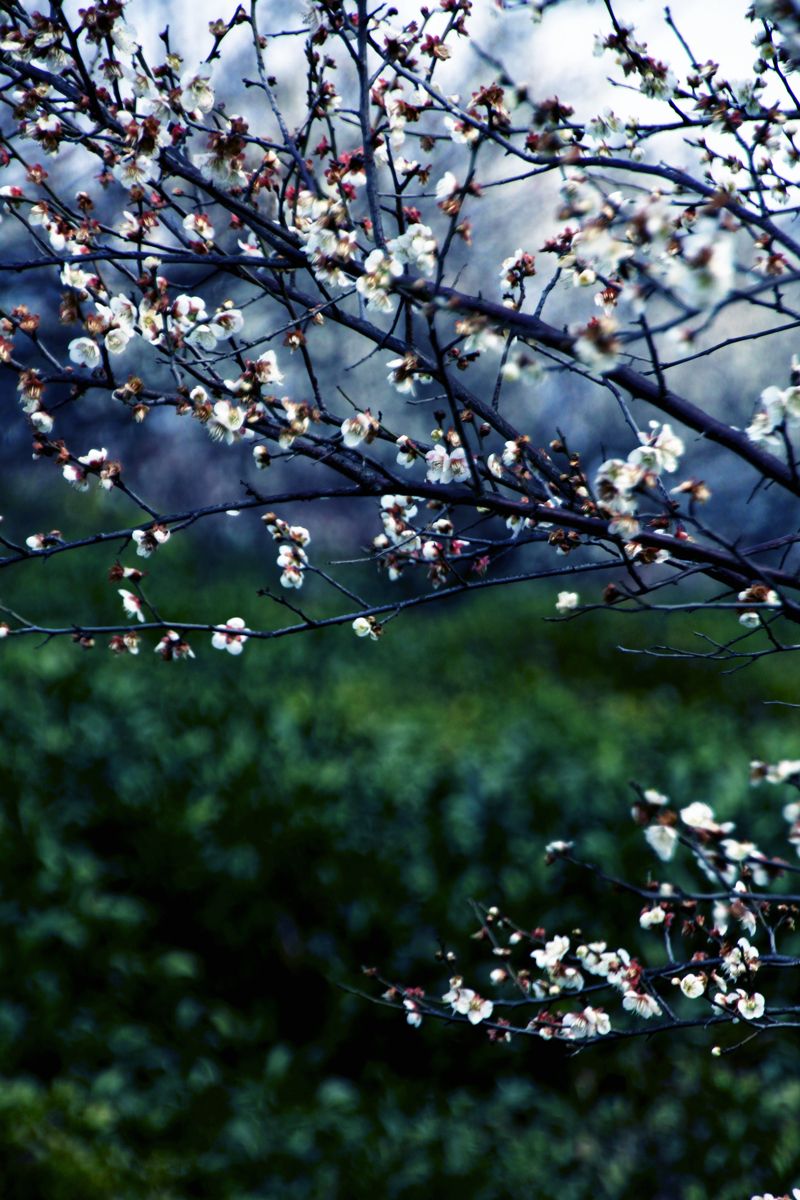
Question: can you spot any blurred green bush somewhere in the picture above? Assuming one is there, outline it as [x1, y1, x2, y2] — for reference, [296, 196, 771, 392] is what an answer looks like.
[1, 545, 799, 1199]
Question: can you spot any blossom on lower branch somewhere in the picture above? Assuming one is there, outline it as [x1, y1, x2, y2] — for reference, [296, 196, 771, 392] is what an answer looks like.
[442, 978, 494, 1024]
[154, 630, 195, 660]
[561, 1006, 611, 1039]
[621, 990, 662, 1018]
[211, 618, 248, 655]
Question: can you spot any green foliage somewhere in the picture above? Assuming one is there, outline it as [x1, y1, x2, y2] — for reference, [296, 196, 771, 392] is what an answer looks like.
[1, 560, 799, 1198]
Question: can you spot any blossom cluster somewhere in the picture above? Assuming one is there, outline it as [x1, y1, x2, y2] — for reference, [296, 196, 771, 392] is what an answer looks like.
[373, 756, 800, 1051]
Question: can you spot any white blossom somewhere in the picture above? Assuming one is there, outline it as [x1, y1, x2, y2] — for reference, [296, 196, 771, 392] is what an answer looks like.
[181, 64, 215, 115]
[679, 973, 706, 999]
[644, 824, 678, 861]
[211, 617, 248, 655]
[119, 589, 145, 622]
[622, 990, 662, 1018]
[68, 337, 100, 368]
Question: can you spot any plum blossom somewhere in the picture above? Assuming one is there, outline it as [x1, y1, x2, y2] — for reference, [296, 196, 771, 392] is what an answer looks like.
[532, 934, 570, 972]
[680, 801, 734, 836]
[386, 355, 432, 395]
[352, 616, 381, 640]
[25, 530, 62, 550]
[105, 327, 131, 355]
[395, 435, 418, 468]
[182, 213, 215, 242]
[386, 224, 437, 276]
[210, 307, 245, 339]
[403, 998, 422, 1027]
[444, 114, 479, 144]
[555, 591, 579, 614]
[561, 1006, 611, 1039]
[154, 630, 195, 660]
[679, 973, 706, 998]
[356, 249, 403, 312]
[208, 400, 251, 445]
[446, 986, 494, 1024]
[132, 525, 171, 558]
[723, 938, 760, 980]
[746, 384, 800, 447]
[181, 64, 215, 116]
[62, 463, 88, 491]
[628, 423, 685, 474]
[639, 905, 666, 929]
[68, 337, 100, 368]
[109, 633, 140, 655]
[211, 618, 249, 655]
[253, 351, 285, 386]
[622, 990, 661, 1018]
[30, 410, 54, 434]
[341, 411, 379, 448]
[113, 154, 158, 188]
[118, 589, 145, 623]
[110, 18, 139, 57]
[425, 444, 453, 484]
[278, 544, 308, 589]
[736, 990, 765, 1020]
[448, 447, 469, 482]
[644, 824, 678, 861]
[665, 223, 735, 310]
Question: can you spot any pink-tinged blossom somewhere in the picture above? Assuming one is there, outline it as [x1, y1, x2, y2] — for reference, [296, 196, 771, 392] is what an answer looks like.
[342, 411, 379, 448]
[448, 987, 493, 1024]
[62, 463, 89, 491]
[210, 308, 245, 339]
[425, 444, 452, 484]
[211, 617, 248, 655]
[154, 630, 195, 661]
[396, 435, 418, 467]
[253, 350, 284, 385]
[448, 447, 469, 482]
[78, 448, 108, 469]
[109, 633, 140, 655]
[118, 589, 145, 623]
[132, 526, 171, 558]
[182, 213, 215, 241]
[403, 998, 422, 1027]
